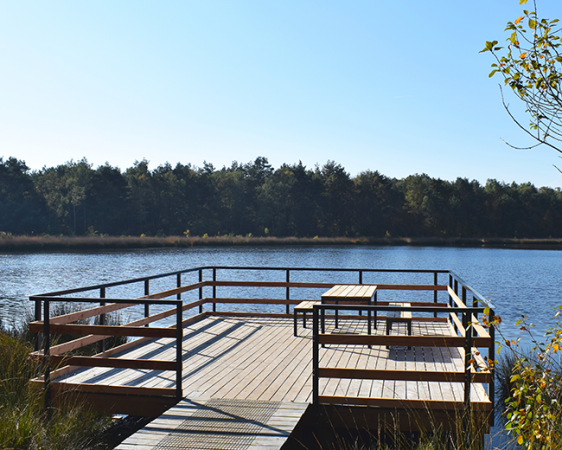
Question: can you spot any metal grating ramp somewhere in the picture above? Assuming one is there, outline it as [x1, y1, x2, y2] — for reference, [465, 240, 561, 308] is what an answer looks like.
[152, 399, 283, 450]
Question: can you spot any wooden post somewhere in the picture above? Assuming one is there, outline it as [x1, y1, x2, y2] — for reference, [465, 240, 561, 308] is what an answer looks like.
[176, 273, 181, 300]
[100, 287, 106, 353]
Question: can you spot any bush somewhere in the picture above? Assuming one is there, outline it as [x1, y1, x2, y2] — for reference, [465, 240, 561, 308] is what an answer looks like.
[488, 307, 562, 448]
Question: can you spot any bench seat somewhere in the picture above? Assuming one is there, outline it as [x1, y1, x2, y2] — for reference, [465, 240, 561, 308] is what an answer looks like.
[293, 301, 320, 336]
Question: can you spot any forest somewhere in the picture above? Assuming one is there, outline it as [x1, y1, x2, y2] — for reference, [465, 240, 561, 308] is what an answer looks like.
[1, 156, 561, 239]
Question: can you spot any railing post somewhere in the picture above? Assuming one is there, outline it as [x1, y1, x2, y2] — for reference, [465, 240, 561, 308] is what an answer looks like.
[100, 287, 106, 353]
[449, 275, 456, 333]
[312, 305, 319, 406]
[462, 310, 472, 410]
[176, 301, 183, 400]
[488, 307, 496, 427]
[472, 295, 478, 337]
[433, 272, 438, 318]
[177, 273, 181, 300]
[212, 268, 217, 312]
[43, 300, 51, 410]
[144, 279, 150, 327]
[199, 269, 203, 314]
[34, 298, 41, 352]
[358, 270, 363, 316]
[286, 269, 290, 315]
[448, 274, 453, 307]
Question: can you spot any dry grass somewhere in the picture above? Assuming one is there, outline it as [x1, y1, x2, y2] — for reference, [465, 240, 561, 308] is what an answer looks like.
[2, 234, 562, 251]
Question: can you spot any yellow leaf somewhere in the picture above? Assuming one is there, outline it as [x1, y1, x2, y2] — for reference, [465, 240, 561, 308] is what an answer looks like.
[515, 16, 525, 25]
[520, 53, 527, 59]
[517, 435, 524, 445]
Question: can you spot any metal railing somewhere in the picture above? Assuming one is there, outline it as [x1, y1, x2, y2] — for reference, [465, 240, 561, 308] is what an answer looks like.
[29, 266, 494, 414]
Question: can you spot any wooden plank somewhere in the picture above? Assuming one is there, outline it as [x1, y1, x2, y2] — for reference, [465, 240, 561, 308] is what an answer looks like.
[47, 355, 176, 371]
[30, 380, 176, 397]
[29, 302, 135, 326]
[319, 333, 490, 347]
[268, 337, 314, 402]
[471, 314, 490, 338]
[447, 286, 466, 308]
[319, 334, 459, 347]
[318, 395, 492, 411]
[208, 298, 302, 305]
[183, 318, 290, 399]
[210, 320, 295, 399]
[376, 284, 447, 291]
[31, 323, 177, 338]
[318, 368, 490, 383]
[207, 312, 293, 319]
[449, 312, 465, 336]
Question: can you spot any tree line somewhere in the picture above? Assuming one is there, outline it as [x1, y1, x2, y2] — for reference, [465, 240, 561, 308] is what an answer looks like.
[1, 156, 561, 238]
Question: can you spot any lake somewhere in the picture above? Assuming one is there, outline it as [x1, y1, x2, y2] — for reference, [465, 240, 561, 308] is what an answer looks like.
[1, 245, 561, 342]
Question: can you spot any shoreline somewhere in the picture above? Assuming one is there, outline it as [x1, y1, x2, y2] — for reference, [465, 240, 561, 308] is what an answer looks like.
[1, 235, 562, 252]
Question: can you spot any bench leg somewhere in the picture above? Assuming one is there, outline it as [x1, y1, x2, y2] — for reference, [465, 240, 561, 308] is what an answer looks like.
[303, 311, 307, 328]
[294, 311, 298, 336]
[386, 320, 391, 349]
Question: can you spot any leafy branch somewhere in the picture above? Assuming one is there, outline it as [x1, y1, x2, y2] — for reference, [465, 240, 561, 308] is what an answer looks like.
[481, 0, 562, 161]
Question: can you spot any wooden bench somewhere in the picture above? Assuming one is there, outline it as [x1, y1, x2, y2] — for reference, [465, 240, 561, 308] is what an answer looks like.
[293, 301, 320, 336]
[386, 302, 412, 348]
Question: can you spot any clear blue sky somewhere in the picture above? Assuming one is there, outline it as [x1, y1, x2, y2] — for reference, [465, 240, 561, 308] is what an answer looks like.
[1, 0, 561, 188]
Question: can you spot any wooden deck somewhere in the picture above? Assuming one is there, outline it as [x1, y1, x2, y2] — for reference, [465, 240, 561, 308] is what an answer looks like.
[54, 315, 489, 407]
[29, 267, 496, 448]
[46, 315, 489, 449]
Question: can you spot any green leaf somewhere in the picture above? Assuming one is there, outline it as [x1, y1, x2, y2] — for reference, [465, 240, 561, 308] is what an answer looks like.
[529, 18, 536, 29]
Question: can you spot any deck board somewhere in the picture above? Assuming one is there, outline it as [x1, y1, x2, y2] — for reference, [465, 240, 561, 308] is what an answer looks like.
[58, 315, 491, 406]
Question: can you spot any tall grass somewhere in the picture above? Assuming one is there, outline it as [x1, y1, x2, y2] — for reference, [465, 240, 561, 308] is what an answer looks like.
[287, 405, 492, 450]
[0, 331, 112, 449]
[0, 304, 129, 449]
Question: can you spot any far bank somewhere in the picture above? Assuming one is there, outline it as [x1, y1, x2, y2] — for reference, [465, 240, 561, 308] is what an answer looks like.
[1, 234, 562, 252]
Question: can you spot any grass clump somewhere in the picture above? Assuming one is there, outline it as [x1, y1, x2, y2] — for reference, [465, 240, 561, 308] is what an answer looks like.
[0, 305, 128, 450]
[0, 331, 112, 449]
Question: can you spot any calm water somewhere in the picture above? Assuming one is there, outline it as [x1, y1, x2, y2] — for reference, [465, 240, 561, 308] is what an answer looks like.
[1, 246, 561, 340]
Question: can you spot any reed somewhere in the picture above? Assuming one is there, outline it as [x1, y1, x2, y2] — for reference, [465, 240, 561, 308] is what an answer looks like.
[0, 331, 112, 449]
[0, 303, 129, 449]
[3, 234, 562, 251]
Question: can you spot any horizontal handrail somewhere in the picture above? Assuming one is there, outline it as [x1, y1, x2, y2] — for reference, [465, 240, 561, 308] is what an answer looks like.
[30, 265, 452, 298]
